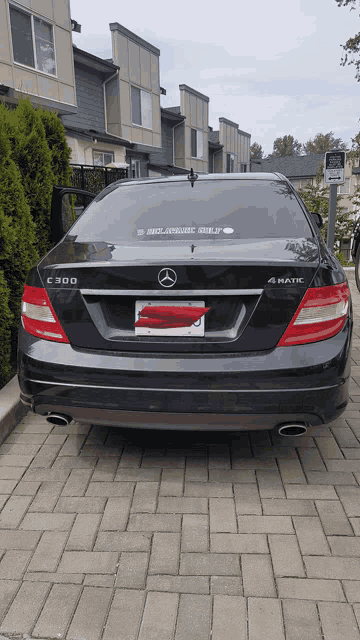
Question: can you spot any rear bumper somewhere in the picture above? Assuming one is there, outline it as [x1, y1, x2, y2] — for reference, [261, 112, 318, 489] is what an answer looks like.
[17, 318, 352, 431]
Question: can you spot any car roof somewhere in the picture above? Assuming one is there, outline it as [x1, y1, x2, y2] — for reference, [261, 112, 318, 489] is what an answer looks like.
[110, 172, 288, 188]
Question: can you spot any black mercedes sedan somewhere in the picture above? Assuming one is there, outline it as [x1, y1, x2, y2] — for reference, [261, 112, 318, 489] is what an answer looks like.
[17, 172, 353, 435]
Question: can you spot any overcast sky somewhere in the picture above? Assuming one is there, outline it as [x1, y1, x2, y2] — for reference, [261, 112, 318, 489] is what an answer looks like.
[70, 0, 359, 155]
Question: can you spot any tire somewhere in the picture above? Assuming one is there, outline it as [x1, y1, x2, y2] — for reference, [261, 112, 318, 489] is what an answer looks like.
[355, 243, 360, 293]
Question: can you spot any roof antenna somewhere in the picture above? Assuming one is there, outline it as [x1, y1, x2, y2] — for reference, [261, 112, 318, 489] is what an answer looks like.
[187, 167, 198, 188]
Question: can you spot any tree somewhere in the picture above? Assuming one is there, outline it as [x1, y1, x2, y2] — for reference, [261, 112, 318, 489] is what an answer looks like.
[250, 142, 264, 160]
[37, 109, 72, 187]
[297, 174, 353, 247]
[6, 98, 55, 256]
[303, 132, 348, 154]
[0, 268, 13, 388]
[269, 135, 302, 157]
[335, 0, 360, 81]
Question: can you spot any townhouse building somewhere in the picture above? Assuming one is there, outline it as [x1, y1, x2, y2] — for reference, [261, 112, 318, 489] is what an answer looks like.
[0, 0, 251, 179]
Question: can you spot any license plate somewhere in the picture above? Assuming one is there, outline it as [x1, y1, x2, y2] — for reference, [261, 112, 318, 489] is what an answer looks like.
[135, 300, 207, 336]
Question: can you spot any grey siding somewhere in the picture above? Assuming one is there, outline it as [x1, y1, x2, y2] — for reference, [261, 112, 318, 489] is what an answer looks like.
[148, 120, 174, 167]
[62, 63, 106, 132]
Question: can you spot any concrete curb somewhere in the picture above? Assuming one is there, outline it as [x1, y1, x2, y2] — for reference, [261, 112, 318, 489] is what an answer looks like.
[0, 375, 28, 445]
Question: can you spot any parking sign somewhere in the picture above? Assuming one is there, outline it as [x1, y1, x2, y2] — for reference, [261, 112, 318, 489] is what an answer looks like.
[324, 151, 346, 184]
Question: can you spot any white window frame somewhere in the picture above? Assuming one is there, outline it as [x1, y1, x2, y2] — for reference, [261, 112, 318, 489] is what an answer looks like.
[191, 129, 203, 159]
[131, 86, 153, 130]
[339, 178, 351, 194]
[93, 151, 114, 166]
[131, 158, 141, 178]
[8, 2, 57, 77]
[227, 153, 236, 173]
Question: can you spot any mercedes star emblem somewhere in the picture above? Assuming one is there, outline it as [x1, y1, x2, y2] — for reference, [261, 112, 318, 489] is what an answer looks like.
[158, 268, 177, 288]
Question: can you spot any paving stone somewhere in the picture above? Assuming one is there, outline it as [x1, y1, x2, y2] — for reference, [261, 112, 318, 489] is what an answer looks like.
[233, 484, 262, 515]
[100, 497, 131, 531]
[20, 513, 75, 530]
[148, 532, 180, 574]
[277, 458, 307, 484]
[328, 536, 360, 556]
[343, 581, 360, 603]
[131, 482, 158, 513]
[277, 577, 345, 601]
[138, 592, 178, 640]
[22, 469, 70, 483]
[115, 551, 149, 588]
[293, 516, 330, 555]
[180, 552, 240, 575]
[116, 468, 161, 481]
[242, 553, 276, 597]
[85, 481, 134, 497]
[67, 586, 113, 640]
[91, 457, 119, 482]
[159, 468, 184, 496]
[12, 480, 42, 495]
[351, 518, 360, 535]
[0, 580, 21, 623]
[29, 444, 63, 468]
[44, 433, 67, 445]
[210, 576, 243, 596]
[146, 575, 209, 593]
[28, 481, 64, 512]
[174, 593, 211, 640]
[315, 436, 344, 459]
[0, 479, 19, 494]
[268, 534, 305, 577]
[103, 589, 146, 640]
[337, 486, 360, 517]
[58, 551, 119, 574]
[304, 556, 360, 580]
[326, 460, 360, 471]
[181, 514, 209, 552]
[184, 482, 232, 497]
[118, 445, 142, 468]
[298, 447, 327, 471]
[262, 498, 316, 515]
[24, 572, 84, 583]
[316, 500, 354, 536]
[208, 469, 256, 483]
[6, 433, 47, 444]
[305, 471, 357, 484]
[61, 469, 93, 496]
[318, 602, 360, 640]
[94, 531, 152, 552]
[211, 595, 247, 640]
[52, 455, 97, 469]
[282, 599, 323, 640]
[158, 497, 208, 513]
[27, 531, 68, 572]
[32, 583, 81, 638]
[66, 513, 102, 551]
[248, 597, 285, 640]
[231, 457, 277, 470]
[0, 467, 25, 480]
[0, 496, 32, 528]
[209, 497, 237, 532]
[284, 484, 337, 499]
[256, 469, 285, 498]
[184, 467, 208, 482]
[0, 530, 41, 550]
[210, 533, 268, 554]
[237, 515, 294, 534]
[331, 426, 360, 448]
[84, 574, 115, 587]
[0, 550, 32, 579]
[0, 454, 34, 467]
[0, 581, 50, 634]
[127, 514, 181, 532]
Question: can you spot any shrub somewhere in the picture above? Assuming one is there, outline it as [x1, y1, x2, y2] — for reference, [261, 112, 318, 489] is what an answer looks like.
[0, 268, 13, 388]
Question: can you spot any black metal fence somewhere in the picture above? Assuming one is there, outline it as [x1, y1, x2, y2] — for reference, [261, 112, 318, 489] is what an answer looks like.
[70, 164, 128, 195]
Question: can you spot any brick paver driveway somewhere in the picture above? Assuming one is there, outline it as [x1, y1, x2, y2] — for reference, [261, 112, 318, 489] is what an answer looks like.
[0, 274, 360, 639]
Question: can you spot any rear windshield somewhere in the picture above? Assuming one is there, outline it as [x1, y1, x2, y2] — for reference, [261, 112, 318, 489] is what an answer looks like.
[69, 179, 312, 243]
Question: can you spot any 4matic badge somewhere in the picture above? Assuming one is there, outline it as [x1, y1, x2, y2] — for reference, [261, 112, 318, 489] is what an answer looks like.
[268, 277, 305, 284]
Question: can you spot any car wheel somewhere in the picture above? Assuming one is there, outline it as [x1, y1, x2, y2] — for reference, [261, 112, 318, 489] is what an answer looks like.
[356, 243, 360, 293]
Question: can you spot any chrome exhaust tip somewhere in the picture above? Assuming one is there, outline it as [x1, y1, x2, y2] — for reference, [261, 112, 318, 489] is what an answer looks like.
[45, 413, 73, 426]
[278, 423, 307, 437]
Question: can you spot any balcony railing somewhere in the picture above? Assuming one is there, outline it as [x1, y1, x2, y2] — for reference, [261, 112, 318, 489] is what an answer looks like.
[69, 164, 128, 195]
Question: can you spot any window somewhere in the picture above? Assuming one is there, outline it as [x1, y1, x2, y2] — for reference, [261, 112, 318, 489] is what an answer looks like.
[297, 179, 312, 189]
[339, 178, 351, 194]
[226, 153, 235, 173]
[131, 158, 141, 178]
[131, 86, 152, 129]
[191, 129, 203, 159]
[240, 164, 247, 173]
[9, 4, 56, 75]
[93, 151, 114, 166]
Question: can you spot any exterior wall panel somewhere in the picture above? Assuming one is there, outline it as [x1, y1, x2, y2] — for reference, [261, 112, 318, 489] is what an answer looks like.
[62, 64, 105, 130]
[140, 48, 151, 90]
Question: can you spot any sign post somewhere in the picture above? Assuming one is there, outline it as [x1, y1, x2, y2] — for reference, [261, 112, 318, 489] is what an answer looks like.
[324, 150, 346, 252]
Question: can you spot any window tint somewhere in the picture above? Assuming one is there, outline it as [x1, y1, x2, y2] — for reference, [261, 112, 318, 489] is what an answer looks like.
[131, 86, 141, 125]
[70, 179, 312, 243]
[10, 6, 34, 68]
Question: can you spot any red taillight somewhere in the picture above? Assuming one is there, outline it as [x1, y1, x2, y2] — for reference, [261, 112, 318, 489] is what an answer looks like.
[278, 282, 350, 347]
[21, 285, 70, 343]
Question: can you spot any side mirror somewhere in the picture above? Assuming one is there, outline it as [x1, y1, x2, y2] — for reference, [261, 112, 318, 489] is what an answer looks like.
[311, 212, 323, 229]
